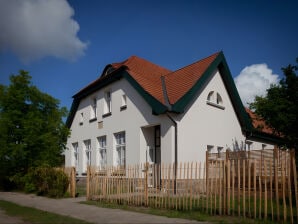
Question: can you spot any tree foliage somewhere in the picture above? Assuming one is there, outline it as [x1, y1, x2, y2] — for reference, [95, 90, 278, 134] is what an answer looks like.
[0, 70, 69, 189]
[250, 58, 298, 149]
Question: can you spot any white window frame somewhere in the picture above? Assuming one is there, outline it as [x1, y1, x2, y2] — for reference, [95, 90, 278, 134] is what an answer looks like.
[72, 142, 79, 169]
[115, 132, 125, 167]
[79, 112, 84, 125]
[98, 136, 107, 169]
[91, 98, 97, 119]
[207, 145, 214, 153]
[120, 94, 127, 111]
[206, 91, 225, 110]
[104, 91, 112, 115]
[84, 140, 92, 172]
[245, 141, 253, 151]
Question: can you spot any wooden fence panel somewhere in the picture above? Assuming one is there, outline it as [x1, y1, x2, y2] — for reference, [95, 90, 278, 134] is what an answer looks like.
[86, 148, 296, 222]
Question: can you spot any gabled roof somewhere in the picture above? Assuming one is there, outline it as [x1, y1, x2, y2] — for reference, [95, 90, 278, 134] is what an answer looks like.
[65, 52, 282, 144]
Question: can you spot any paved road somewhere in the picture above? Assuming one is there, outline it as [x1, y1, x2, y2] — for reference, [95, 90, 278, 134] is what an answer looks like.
[0, 192, 206, 224]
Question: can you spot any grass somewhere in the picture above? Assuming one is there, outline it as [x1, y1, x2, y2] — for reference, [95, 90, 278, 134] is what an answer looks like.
[82, 200, 279, 224]
[0, 200, 93, 224]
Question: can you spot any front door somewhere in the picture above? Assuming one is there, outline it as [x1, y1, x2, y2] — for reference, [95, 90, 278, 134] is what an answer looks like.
[154, 125, 161, 164]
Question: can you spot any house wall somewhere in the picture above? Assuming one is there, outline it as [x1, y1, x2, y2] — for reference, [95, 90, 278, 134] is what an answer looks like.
[65, 78, 174, 175]
[173, 69, 274, 164]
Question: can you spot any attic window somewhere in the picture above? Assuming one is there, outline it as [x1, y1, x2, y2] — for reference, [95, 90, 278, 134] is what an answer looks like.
[206, 91, 225, 110]
[105, 66, 115, 76]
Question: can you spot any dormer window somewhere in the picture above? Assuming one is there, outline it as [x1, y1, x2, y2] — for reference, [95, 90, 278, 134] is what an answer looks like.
[103, 90, 112, 117]
[120, 94, 127, 111]
[90, 98, 97, 122]
[79, 112, 84, 125]
[206, 91, 225, 109]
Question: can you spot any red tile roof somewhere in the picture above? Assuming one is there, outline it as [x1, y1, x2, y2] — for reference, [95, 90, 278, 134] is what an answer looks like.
[111, 56, 171, 104]
[75, 53, 220, 106]
[245, 108, 274, 135]
[164, 52, 220, 104]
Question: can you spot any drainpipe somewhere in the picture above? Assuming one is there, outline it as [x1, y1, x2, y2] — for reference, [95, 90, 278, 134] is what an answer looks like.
[161, 76, 178, 194]
[166, 112, 177, 194]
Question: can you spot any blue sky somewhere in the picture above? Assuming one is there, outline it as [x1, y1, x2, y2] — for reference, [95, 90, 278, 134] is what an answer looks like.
[0, 0, 297, 110]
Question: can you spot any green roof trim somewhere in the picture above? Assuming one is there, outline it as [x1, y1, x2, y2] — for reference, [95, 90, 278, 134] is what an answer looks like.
[248, 130, 286, 145]
[170, 52, 253, 132]
[123, 71, 168, 114]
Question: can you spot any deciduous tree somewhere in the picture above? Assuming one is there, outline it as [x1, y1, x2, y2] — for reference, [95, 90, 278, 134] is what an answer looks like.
[0, 70, 69, 189]
[250, 58, 298, 150]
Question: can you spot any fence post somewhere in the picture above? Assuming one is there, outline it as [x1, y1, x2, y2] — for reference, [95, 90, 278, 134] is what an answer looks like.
[227, 159, 230, 215]
[206, 150, 209, 197]
[144, 162, 149, 206]
[71, 167, 76, 198]
[86, 166, 90, 200]
[274, 146, 280, 221]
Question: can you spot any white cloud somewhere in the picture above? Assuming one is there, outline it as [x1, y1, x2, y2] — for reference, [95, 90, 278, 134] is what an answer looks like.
[234, 64, 280, 107]
[0, 0, 88, 63]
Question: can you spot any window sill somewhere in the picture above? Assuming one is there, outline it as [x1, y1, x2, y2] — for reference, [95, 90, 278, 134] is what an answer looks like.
[102, 112, 112, 118]
[89, 117, 97, 123]
[206, 101, 225, 110]
[120, 105, 127, 111]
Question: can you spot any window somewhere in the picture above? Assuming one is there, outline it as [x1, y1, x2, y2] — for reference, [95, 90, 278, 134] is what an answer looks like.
[206, 91, 225, 109]
[216, 93, 223, 105]
[103, 91, 112, 117]
[217, 146, 223, 159]
[207, 145, 214, 153]
[98, 136, 107, 169]
[90, 98, 97, 120]
[245, 141, 253, 151]
[84, 140, 92, 169]
[207, 91, 214, 102]
[120, 94, 127, 111]
[72, 142, 79, 168]
[79, 112, 84, 125]
[115, 132, 125, 167]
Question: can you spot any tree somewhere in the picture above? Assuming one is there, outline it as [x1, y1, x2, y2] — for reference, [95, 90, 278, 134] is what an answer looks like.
[0, 70, 69, 189]
[250, 58, 298, 150]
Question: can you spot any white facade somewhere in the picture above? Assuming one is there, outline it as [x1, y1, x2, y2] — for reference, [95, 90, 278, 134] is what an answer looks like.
[65, 78, 174, 175]
[171, 69, 274, 163]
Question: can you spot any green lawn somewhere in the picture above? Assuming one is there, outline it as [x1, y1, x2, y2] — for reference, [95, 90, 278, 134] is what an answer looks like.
[0, 200, 93, 224]
[82, 200, 279, 224]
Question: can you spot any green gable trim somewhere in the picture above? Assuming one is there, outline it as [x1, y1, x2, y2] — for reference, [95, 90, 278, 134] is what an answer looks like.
[122, 71, 168, 114]
[170, 52, 253, 132]
[217, 55, 253, 132]
[248, 130, 286, 145]
[171, 54, 223, 113]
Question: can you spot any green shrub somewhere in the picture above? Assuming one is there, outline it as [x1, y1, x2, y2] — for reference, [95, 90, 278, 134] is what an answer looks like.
[23, 166, 69, 198]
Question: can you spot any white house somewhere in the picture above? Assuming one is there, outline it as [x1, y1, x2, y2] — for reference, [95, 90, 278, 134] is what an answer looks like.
[65, 52, 282, 176]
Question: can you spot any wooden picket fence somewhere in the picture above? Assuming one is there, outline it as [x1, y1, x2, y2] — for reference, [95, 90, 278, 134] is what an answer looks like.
[63, 167, 76, 198]
[86, 149, 297, 223]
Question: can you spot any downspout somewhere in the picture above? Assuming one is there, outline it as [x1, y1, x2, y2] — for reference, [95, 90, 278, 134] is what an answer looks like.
[166, 113, 178, 194]
[161, 76, 178, 194]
